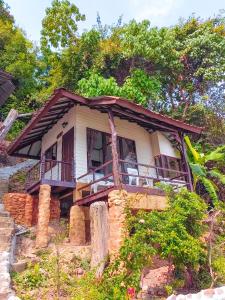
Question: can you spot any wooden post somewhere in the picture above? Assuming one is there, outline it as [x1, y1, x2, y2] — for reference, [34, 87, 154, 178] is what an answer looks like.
[179, 132, 193, 192]
[40, 155, 46, 182]
[107, 109, 121, 187]
[0, 109, 18, 141]
[90, 201, 109, 277]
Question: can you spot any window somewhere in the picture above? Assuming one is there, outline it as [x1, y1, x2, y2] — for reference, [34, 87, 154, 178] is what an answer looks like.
[87, 128, 111, 172]
[45, 143, 57, 171]
[86, 128, 137, 175]
[154, 154, 183, 179]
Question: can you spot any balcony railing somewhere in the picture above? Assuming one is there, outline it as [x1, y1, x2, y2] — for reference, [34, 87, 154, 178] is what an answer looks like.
[76, 159, 190, 198]
[25, 156, 75, 192]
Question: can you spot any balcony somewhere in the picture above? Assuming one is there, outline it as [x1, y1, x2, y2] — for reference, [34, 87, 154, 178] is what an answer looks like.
[25, 157, 75, 194]
[75, 159, 190, 205]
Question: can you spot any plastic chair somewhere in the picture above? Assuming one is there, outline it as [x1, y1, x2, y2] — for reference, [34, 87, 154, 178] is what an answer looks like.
[127, 168, 139, 186]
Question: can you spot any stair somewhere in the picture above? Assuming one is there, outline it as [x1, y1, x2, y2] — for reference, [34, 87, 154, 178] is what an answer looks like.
[0, 195, 17, 299]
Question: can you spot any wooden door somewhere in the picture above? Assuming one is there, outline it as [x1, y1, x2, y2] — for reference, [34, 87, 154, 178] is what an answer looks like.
[62, 127, 74, 181]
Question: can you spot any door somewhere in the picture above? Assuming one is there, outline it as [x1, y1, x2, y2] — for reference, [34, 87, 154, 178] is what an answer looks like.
[62, 127, 74, 181]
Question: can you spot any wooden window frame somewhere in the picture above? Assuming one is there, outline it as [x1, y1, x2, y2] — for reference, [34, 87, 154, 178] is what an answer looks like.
[86, 128, 137, 172]
[45, 142, 57, 172]
[154, 154, 183, 179]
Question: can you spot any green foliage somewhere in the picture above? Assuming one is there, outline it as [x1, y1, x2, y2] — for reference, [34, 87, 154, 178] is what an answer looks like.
[98, 188, 207, 295]
[77, 69, 161, 106]
[41, 0, 85, 50]
[0, 0, 14, 23]
[12, 263, 46, 291]
[185, 136, 225, 203]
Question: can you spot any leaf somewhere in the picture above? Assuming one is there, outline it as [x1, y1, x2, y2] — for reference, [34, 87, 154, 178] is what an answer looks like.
[184, 136, 200, 163]
[189, 163, 206, 177]
[209, 169, 225, 185]
[205, 145, 225, 163]
[200, 177, 218, 203]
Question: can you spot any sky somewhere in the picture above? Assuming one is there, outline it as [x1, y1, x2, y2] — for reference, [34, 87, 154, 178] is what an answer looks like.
[6, 0, 225, 43]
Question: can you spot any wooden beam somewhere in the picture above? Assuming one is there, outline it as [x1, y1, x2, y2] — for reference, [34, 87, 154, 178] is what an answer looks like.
[0, 109, 18, 141]
[179, 132, 193, 192]
[107, 109, 121, 187]
[112, 108, 176, 133]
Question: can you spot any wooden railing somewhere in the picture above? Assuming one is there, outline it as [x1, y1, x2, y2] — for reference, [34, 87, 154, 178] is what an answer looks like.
[76, 159, 190, 197]
[77, 160, 114, 195]
[25, 156, 75, 191]
[119, 159, 189, 188]
[25, 161, 41, 190]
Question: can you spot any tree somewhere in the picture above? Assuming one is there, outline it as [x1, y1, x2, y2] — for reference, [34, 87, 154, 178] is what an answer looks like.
[0, 5, 40, 139]
[0, 0, 14, 23]
[41, 0, 85, 51]
[77, 69, 161, 107]
[184, 136, 225, 203]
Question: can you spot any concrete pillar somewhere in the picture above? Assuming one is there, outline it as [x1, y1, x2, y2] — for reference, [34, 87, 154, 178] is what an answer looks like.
[108, 189, 127, 255]
[90, 201, 109, 277]
[35, 184, 51, 248]
[69, 205, 85, 245]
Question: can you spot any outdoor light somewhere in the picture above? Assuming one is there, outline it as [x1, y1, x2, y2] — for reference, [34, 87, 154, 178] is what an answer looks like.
[62, 121, 68, 128]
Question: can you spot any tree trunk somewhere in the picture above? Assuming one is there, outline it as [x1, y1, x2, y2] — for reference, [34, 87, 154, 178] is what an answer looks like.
[0, 109, 18, 141]
[90, 201, 109, 278]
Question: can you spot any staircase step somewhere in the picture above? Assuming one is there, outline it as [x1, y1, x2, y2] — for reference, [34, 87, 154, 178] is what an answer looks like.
[0, 235, 11, 243]
[0, 291, 11, 300]
[0, 244, 10, 252]
[0, 228, 14, 235]
[0, 220, 14, 228]
[0, 211, 10, 217]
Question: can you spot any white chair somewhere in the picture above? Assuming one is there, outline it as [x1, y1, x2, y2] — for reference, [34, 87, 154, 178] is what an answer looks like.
[127, 168, 139, 186]
[91, 173, 112, 193]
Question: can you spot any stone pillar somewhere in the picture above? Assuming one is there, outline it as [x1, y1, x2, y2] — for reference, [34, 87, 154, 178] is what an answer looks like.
[108, 189, 127, 255]
[69, 205, 85, 245]
[24, 194, 34, 227]
[90, 201, 109, 278]
[35, 184, 51, 248]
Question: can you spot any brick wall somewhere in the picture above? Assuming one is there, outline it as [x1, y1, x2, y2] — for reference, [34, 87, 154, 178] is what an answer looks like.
[3, 193, 60, 226]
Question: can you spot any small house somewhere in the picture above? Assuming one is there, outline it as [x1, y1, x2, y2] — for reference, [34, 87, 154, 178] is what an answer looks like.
[7, 88, 202, 251]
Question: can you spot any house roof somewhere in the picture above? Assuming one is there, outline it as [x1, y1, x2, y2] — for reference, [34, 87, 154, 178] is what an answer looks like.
[7, 88, 203, 159]
[0, 70, 16, 107]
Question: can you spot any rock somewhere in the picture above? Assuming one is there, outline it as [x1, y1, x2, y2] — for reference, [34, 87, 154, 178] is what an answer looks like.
[167, 286, 225, 300]
[8, 296, 21, 300]
[76, 267, 84, 275]
[11, 260, 27, 273]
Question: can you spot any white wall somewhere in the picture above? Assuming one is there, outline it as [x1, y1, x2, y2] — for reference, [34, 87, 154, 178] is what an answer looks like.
[150, 131, 180, 158]
[75, 105, 155, 178]
[41, 106, 76, 180]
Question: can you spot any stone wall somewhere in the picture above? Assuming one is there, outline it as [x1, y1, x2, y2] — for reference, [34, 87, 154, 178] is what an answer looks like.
[108, 190, 168, 255]
[108, 190, 127, 255]
[3, 193, 60, 226]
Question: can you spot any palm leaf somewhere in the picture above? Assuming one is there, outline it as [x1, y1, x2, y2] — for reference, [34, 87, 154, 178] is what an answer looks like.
[184, 136, 200, 163]
[205, 145, 225, 163]
[189, 163, 206, 177]
[200, 177, 218, 203]
[209, 169, 225, 185]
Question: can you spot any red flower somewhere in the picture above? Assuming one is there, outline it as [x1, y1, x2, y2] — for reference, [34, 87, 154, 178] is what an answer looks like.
[127, 287, 136, 298]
